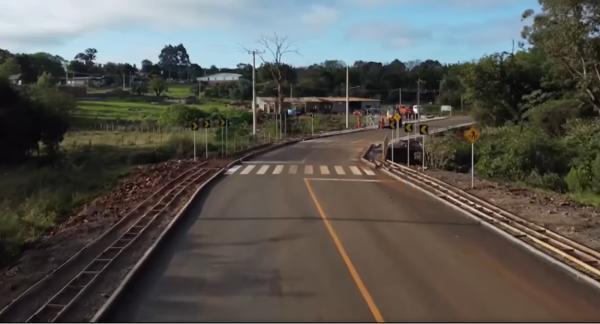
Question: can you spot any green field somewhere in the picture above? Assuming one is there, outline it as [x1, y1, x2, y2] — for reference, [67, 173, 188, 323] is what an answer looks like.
[73, 99, 231, 123]
[165, 83, 193, 98]
[74, 100, 168, 121]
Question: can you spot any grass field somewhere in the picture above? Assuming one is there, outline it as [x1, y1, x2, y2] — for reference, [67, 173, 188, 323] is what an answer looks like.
[165, 83, 193, 98]
[73, 99, 232, 124]
[74, 100, 169, 121]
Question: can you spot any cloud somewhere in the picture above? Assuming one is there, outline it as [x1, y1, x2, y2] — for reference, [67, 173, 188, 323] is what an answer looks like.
[347, 22, 432, 49]
[0, 0, 331, 47]
[347, 15, 528, 52]
[302, 5, 340, 31]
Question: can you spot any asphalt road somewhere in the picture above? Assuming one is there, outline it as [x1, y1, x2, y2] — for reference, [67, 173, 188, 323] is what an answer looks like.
[106, 116, 600, 322]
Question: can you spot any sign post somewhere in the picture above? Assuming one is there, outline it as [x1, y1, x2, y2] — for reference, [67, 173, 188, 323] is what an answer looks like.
[218, 119, 226, 158]
[390, 117, 396, 162]
[404, 123, 413, 167]
[311, 113, 314, 136]
[191, 121, 199, 161]
[464, 127, 481, 189]
[225, 120, 229, 158]
[202, 119, 211, 159]
[419, 125, 429, 171]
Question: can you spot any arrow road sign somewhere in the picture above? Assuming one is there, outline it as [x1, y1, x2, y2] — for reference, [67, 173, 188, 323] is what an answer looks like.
[419, 124, 429, 135]
[191, 121, 199, 131]
[218, 119, 226, 127]
[203, 119, 211, 129]
[404, 123, 413, 133]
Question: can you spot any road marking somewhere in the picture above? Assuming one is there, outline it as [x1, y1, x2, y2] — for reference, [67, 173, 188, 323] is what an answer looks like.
[349, 166, 362, 176]
[273, 165, 284, 175]
[256, 165, 270, 175]
[305, 178, 383, 183]
[289, 165, 298, 175]
[334, 165, 346, 175]
[240, 165, 256, 175]
[362, 168, 376, 176]
[304, 179, 384, 323]
[320, 165, 330, 175]
[225, 165, 241, 175]
[305, 165, 314, 175]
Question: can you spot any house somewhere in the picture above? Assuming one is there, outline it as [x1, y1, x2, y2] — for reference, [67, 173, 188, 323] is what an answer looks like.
[197, 73, 242, 83]
[67, 76, 105, 87]
[8, 73, 21, 86]
[256, 96, 381, 114]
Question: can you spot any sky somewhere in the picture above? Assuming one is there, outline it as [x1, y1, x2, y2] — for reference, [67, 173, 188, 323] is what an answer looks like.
[0, 0, 540, 68]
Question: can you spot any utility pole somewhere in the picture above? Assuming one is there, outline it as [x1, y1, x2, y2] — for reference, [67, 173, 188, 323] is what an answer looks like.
[399, 88, 402, 106]
[290, 84, 293, 98]
[122, 73, 125, 91]
[247, 49, 263, 136]
[346, 66, 349, 129]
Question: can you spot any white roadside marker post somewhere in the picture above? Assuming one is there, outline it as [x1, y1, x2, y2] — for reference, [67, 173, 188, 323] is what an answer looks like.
[407, 127, 410, 167]
[205, 127, 208, 160]
[193, 129, 197, 161]
[471, 142, 475, 189]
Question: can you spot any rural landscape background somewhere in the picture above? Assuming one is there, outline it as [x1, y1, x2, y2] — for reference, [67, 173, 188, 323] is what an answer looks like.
[1, 0, 599, 267]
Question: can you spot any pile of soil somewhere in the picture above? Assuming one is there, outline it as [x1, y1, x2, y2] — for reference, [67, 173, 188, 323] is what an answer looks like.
[0, 159, 201, 308]
[426, 170, 600, 250]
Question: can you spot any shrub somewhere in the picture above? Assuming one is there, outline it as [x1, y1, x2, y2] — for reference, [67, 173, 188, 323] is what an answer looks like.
[529, 99, 594, 136]
[565, 166, 591, 193]
[475, 126, 568, 181]
[159, 105, 207, 128]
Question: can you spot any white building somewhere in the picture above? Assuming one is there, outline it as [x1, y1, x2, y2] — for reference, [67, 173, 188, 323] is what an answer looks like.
[197, 73, 242, 83]
[67, 76, 105, 87]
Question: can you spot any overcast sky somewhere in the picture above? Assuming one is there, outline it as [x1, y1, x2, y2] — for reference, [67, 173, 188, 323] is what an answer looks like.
[0, 0, 539, 68]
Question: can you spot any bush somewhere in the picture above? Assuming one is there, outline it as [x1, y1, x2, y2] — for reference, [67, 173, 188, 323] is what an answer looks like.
[526, 170, 566, 192]
[529, 99, 592, 136]
[475, 126, 568, 181]
[565, 166, 591, 193]
[159, 105, 207, 128]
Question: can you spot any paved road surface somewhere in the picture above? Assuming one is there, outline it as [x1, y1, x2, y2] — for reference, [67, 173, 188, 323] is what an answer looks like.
[106, 117, 600, 322]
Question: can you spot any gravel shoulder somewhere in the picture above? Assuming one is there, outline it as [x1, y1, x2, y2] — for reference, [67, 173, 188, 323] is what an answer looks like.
[426, 169, 600, 251]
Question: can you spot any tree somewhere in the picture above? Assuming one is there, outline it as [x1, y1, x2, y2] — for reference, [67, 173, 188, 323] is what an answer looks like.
[523, 0, 600, 112]
[36, 71, 54, 88]
[132, 80, 149, 95]
[149, 76, 168, 96]
[158, 44, 190, 79]
[463, 51, 544, 126]
[141, 59, 153, 73]
[258, 34, 297, 125]
[0, 57, 21, 78]
[74, 48, 97, 67]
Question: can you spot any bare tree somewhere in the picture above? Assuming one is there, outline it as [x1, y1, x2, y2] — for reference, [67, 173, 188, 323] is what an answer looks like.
[257, 34, 297, 138]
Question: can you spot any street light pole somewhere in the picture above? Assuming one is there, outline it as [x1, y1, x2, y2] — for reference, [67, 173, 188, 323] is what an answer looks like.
[346, 66, 349, 129]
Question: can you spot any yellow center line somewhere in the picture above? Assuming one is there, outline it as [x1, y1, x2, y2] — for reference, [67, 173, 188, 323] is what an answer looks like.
[303, 178, 385, 323]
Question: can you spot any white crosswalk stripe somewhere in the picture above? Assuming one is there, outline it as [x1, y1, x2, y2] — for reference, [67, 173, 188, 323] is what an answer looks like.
[240, 165, 256, 175]
[226, 164, 377, 178]
[362, 167, 376, 176]
[225, 165, 241, 175]
[349, 166, 362, 175]
[289, 165, 298, 174]
[305, 165, 314, 175]
[273, 165, 284, 175]
[256, 165, 270, 175]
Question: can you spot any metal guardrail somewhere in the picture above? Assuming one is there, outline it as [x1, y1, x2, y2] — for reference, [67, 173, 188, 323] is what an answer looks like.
[381, 160, 600, 286]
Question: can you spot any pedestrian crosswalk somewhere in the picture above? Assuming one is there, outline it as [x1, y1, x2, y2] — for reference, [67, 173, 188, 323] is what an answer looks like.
[225, 164, 377, 177]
